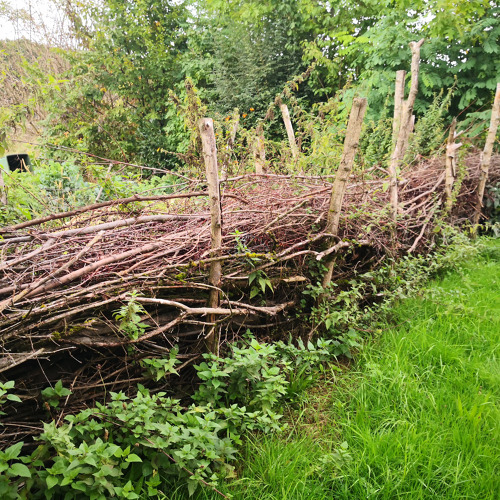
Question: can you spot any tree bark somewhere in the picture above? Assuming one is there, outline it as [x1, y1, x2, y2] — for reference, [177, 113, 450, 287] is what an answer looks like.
[322, 97, 368, 289]
[473, 82, 500, 229]
[198, 118, 223, 354]
[388, 39, 424, 221]
[392, 70, 406, 147]
[253, 124, 266, 174]
[444, 118, 462, 214]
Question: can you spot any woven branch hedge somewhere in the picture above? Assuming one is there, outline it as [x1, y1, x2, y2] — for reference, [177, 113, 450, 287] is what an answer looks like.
[0, 152, 497, 361]
[0, 151, 498, 446]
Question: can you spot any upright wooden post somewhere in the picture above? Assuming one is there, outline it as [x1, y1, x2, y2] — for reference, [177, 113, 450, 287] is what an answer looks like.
[473, 82, 500, 230]
[388, 39, 424, 221]
[280, 103, 299, 159]
[228, 110, 240, 149]
[444, 118, 462, 215]
[322, 97, 368, 290]
[253, 124, 266, 174]
[221, 109, 239, 180]
[0, 170, 7, 205]
[392, 70, 406, 147]
[198, 118, 222, 354]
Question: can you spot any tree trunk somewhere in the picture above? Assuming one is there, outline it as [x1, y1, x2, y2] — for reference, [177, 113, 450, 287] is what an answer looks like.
[322, 97, 368, 289]
[473, 82, 500, 230]
[198, 118, 223, 354]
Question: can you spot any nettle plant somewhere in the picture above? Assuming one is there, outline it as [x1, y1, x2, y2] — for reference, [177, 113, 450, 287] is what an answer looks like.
[0, 382, 32, 500]
[140, 347, 180, 381]
[2, 335, 341, 498]
[304, 228, 483, 347]
[41, 380, 72, 410]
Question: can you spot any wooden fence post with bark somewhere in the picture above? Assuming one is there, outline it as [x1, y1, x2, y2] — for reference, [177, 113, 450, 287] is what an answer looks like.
[444, 118, 463, 215]
[473, 82, 500, 231]
[280, 103, 299, 159]
[388, 39, 425, 221]
[221, 109, 239, 180]
[198, 118, 223, 354]
[392, 70, 406, 147]
[321, 97, 368, 290]
[253, 124, 266, 174]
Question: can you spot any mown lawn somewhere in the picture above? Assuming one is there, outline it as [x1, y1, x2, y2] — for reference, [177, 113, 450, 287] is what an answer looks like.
[177, 241, 500, 499]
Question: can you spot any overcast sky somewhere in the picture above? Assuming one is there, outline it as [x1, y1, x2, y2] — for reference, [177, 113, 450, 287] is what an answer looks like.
[1, 0, 69, 43]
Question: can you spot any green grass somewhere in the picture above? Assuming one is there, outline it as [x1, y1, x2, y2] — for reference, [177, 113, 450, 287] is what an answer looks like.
[174, 241, 500, 500]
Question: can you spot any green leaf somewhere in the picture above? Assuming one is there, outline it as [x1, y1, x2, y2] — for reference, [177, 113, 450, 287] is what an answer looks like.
[3, 442, 23, 460]
[125, 454, 142, 463]
[46, 474, 59, 489]
[9, 462, 31, 478]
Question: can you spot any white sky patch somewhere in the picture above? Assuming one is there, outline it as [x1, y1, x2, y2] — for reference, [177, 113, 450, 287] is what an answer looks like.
[1, 0, 71, 45]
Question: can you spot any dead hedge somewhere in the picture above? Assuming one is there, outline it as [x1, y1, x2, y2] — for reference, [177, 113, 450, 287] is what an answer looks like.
[0, 151, 498, 446]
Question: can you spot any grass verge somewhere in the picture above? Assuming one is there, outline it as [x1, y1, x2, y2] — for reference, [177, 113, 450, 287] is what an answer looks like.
[182, 240, 500, 499]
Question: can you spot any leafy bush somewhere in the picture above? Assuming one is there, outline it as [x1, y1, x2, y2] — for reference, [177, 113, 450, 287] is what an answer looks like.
[0, 334, 340, 498]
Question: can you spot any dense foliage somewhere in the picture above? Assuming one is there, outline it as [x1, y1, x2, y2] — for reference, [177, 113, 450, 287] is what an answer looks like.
[1, 0, 499, 165]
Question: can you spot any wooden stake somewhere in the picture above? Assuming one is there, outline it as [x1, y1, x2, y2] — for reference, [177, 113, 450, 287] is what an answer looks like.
[473, 82, 500, 230]
[392, 70, 406, 147]
[198, 118, 222, 354]
[322, 97, 368, 289]
[280, 103, 299, 158]
[444, 118, 462, 214]
[388, 39, 424, 221]
[221, 109, 239, 180]
[0, 169, 7, 205]
[253, 124, 266, 174]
